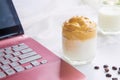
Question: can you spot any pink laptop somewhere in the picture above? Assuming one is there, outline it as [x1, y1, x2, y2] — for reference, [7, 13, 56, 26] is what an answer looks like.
[0, 0, 86, 80]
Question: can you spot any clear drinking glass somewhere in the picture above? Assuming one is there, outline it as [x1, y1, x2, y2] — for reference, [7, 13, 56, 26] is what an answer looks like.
[98, 0, 120, 35]
[62, 16, 97, 65]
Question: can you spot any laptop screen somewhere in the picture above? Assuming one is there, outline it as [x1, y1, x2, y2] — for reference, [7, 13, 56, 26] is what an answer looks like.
[0, 0, 24, 40]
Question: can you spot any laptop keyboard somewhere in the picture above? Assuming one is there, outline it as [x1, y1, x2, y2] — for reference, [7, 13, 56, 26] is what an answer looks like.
[0, 43, 47, 79]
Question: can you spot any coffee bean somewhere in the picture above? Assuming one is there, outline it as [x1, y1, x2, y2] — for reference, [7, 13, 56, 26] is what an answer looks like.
[93, 65, 120, 79]
[119, 67, 120, 70]
[112, 66, 117, 70]
[106, 73, 112, 77]
[94, 66, 99, 70]
[104, 68, 109, 72]
[112, 78, 118, 80]
[118, 70, 120, 74]
[103, 65, 109, 68]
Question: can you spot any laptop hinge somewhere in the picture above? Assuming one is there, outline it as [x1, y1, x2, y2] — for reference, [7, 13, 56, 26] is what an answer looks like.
[0, 35, 28, 47]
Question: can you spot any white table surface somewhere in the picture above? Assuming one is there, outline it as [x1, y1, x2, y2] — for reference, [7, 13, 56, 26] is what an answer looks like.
[13, 0, 120, 80]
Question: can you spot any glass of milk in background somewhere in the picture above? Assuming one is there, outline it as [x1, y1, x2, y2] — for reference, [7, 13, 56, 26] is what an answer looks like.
[98, 0, 120, 34]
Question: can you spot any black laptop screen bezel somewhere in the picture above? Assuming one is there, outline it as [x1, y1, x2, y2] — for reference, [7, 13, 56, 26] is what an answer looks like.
[0, 0, 24, 40]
